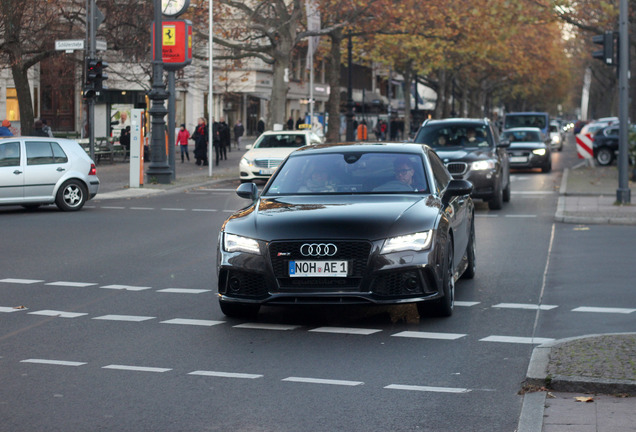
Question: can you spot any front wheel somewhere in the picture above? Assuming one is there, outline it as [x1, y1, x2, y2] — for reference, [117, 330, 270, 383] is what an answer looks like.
[488, 180, 503, 210]
[417, 241, 454, 317]
[461, 222, 476, 279]
[502, 178, 511, 203]
[55, 180, 87, 211]
[596, 148, 613, 166]
[541, 160, 552, 173]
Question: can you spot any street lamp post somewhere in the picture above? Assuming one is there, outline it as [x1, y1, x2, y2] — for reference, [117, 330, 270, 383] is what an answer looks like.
[345, 32, 355, 142]
[146, 0, 172, 184]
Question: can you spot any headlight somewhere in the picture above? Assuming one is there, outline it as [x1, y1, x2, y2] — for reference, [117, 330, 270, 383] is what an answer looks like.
[223, 233, 261, 255]
[551, 135, 561, 144]
[381, 231, 433, 254]
[532, 148, 547, 156]
[241, 157, 253, 166]
[471, 160, 496, 170]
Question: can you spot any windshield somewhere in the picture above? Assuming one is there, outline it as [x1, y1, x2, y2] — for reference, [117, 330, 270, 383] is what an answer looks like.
[414, 123, 492, 148]
[502, 130, 542, 142]
[265, 152, 429, 195]
[504, 114, 547, 130]
[255, 134, 306, 149]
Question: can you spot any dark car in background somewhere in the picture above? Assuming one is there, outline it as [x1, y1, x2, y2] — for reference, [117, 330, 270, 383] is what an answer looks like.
[592, 124, 636, 166]
[413, 118, 510, 210]
[501, 127, 552, 172]
[218, 143, 476, 319]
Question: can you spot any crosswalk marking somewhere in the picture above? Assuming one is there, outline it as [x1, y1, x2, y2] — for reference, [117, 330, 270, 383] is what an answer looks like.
[189, 370, 263, 379]
[493, 303, 558, 310]
[385, 384, 470, 393]
[234, 323, 300, 331]
[309, 327, 381, 335]
[101, 284, 152, 291]
[45, 281, 97, 287]
[102, 365, 171, 373]
[0, 306, 22, 313]
[93, 314, 155, 322]
[21, 359, 86, 367]
[392, 331, 466, 340]
[572, 306, 635, 314]
[0, 278, 44, 284]
[28, 310, 88, 318]
[479, 336, 554, 344]
[282, 377, 363, 386]
[157, 288, 211, 294]
[455, 301, 480, 307]
[160, 318, 224, 326]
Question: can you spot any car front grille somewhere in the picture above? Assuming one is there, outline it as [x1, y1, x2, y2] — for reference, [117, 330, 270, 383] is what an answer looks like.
[445, 162, 468, 176]
[254, 159, 283, 168]
[269, 241, 372, 291]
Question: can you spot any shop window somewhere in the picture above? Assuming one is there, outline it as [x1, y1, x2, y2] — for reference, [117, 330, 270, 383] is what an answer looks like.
[6, 88, 19, 121]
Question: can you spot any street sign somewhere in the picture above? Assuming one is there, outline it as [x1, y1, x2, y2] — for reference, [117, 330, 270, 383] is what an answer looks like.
[576, 133, 594, 159]
[96, 39, 107, 51]
[55, 39, 84, 51]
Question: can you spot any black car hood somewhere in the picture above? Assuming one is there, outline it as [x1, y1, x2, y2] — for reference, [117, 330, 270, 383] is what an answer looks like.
[434, 147, 496, 162]
[224, 195, 442, 241]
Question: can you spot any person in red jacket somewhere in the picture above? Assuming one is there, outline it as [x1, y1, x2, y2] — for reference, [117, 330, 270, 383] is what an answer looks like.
[177, 123, 190, 162]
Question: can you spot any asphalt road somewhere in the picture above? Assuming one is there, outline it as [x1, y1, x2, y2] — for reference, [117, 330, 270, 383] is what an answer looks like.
[1, 135, 634, 431]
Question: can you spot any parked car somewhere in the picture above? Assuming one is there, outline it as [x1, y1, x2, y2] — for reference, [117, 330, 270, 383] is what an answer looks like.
[0, 137, 99, 211]
[549, 120, 564, 151]
[501, 127, 552, 172]
[218, 143, 475, 318]
[593, 124, 636, 166]
[413, 118, 511, 210]
[579, 121, 612, 137]
[239, 130, 323, 182]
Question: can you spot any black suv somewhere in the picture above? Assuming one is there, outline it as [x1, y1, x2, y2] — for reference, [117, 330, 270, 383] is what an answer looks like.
[413, 118, 511, 210]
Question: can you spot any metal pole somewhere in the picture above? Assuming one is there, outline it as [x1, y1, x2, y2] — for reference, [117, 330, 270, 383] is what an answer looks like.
[387, 68, 392, 140]
[168, 71, 176, 180]
[208, 0, 214, 177]
[88, 0, 96, 161]
[617, 0, 631, 203]
[146, 0, 172, 184]
[345, 32, 355, 141]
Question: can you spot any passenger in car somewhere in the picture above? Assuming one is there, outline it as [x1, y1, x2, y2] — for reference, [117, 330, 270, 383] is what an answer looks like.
[298, 165, 336, 192]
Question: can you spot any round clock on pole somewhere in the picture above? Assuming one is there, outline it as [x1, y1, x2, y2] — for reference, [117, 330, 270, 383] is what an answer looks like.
[162, 0, 190, 17]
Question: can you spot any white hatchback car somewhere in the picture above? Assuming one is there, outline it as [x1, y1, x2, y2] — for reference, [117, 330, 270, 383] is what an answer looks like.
[239, 130, 323, 182]
[0, 137, 100, 211]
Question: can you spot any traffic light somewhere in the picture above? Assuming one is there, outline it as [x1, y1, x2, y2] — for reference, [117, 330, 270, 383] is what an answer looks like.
[94, 59, 108, 92]
[592, 31, 614, 65]
[83, 58, 108, 97]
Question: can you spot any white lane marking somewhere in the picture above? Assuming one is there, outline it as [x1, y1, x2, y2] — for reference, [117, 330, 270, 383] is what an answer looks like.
[130, 207, 155, 210]
[480, 336, 554, 344]
[93, 315, 155, 322]
[511, 191, 556, 195]
[198, 188, 236, 192]
[161, 208, 187, 211]
[385, 384, 470, 393]
[222, 210, 235, 213]
[0, 278, 44, 284]
[45, 281, 97, 287]
[505, 215, 537, 218]
[282, 377, 363, 386]
[192, 209, 218, 212]
[0, 307, 23, 313]
[28, 310, 88, 318]
[309, 327, 381, 335]
[160, 318, 224, 326]
[102, 365, 171, 373]
[157, 288, 211, 294]
[189, 370, 263, 379]
[101, 284, 152, 291]
[101, 206, 126, 209]
[475, 215, 499, 218]
[234, 323, 300, 331]
[572, 306, 636, 314]
[392, 331, 466, 340]
[455, 301, 480, 307]
[493, 303, 558, 310]
[21, 359, 86, 367]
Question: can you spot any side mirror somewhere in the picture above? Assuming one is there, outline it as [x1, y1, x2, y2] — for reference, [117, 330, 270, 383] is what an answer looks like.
[236, 182, 258, 200]
[445, 179, 473, 198]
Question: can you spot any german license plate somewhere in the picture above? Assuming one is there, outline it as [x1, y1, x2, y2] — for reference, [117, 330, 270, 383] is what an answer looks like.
[510, 156, 528, 163]
[258, 168, 275, 175]
[289, 260, 348, 277]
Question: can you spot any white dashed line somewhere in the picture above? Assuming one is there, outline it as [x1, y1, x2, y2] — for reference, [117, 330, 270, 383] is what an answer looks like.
[192, 209, 218, 212]
[157, 288, 211, 294]
[475, 214, 499, 218]
[160, 318, 224, 326]
[392, 331, 466, 340]
[309, 327, 382, 335]
[493, 303, 558, 310]
[385, 384, 470, 393]
[511, 191, 556, 195]
[21, 359, 86, 367]
[161, 208, 187, 211]
[282, 377, 363, 386]
[28, 310, 88, 318]
[222, 210, 235, 213]
[455, 301, 480, 307]
[101, 284, 152, 291]
[102, 365, 171, 373]
[504, 215, 537, 218]
[101, 206, 126, 210]
[189, 370, 263, 379]
[479, 336, 554, 344]
[572, 306, 635, 314]
[0, 278, 44, 284]
[234, 323, 300, 331]
[93, 315, 155, 322]
[0, 307, 22, 313]
[45, 281, 98, 287]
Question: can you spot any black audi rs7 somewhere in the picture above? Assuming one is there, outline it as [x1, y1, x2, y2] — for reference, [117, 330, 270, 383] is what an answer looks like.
[217, 143, 476, 318]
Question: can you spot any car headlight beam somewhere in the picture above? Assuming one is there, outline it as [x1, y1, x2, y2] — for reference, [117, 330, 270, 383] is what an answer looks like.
[224, 233, 261, 255]
[381, 231, 433, 254]
[532, 148, 547, 156]
[471, 159, 496, 171]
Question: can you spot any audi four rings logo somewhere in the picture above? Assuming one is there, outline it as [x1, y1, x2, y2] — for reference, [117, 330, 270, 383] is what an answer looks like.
[300, 243, 338, 257]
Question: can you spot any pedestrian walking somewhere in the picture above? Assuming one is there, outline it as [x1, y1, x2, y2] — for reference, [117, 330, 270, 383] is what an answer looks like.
[257, 118, 265, 135]
[356, 120, 368, 141]
[41, 119, 53, 137]
[0, 120, 13, 137]
[177, 123, 190, 162]
[32, 119, 48, 137]
[212, 119, 221, 165]
[233, 119, 245, 150]
[191, 117, 209, 166]
[218, 117, 230, 158]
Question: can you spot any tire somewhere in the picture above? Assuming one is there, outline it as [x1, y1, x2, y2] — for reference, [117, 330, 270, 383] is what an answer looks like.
[596, 148, 613, 166]
[541, 160, 552, 173]
[417, 241, 454, 318]
[461, 222, 476, 279]
[488, 180, 503, 210]
[55, 180, 87, 211]
[502, 178, 511, 203]
[219, 300, 260, 318]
